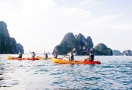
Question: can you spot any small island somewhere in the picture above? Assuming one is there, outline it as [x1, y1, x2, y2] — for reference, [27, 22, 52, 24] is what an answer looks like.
[53, 32, 113, 55]
[112, 50, 132, 56]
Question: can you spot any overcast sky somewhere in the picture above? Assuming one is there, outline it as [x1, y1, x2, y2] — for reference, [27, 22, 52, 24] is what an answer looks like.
[0, 0, 132, 53]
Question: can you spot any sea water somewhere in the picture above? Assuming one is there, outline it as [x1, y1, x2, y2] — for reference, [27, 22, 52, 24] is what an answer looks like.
[0, 54, 132, 90]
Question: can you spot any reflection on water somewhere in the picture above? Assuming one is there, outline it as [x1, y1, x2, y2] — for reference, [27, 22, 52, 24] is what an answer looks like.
[0, 55, 132, 89]
[0, 55, 12, 87]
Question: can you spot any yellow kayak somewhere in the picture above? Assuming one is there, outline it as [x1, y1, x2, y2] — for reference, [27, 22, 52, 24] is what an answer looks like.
[7, 56, 39, 60]
[36, 56, 52, 60]
[52, 58, 101, 64]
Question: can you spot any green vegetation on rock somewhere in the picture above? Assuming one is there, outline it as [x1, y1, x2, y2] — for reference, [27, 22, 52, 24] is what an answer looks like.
[94, 43, 113, 55]
[53, 33, 113, 56]
[53, 32, 94, 55]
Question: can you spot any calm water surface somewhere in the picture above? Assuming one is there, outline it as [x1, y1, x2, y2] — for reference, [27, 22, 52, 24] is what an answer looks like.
[0, 54, 132, 90]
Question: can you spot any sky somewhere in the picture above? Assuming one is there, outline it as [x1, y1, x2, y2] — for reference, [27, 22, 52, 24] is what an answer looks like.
[0, 0, 132, 53]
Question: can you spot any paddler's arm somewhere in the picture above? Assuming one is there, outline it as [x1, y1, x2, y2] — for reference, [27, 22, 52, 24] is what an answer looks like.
[84, 56, 90, 61]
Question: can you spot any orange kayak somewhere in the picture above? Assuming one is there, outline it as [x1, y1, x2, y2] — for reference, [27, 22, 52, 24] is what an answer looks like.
[52, 58, 101, 64]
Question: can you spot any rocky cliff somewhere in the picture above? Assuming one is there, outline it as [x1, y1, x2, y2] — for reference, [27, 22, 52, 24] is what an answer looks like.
[16, 43, 24, 54]
[53, 32, 93, 55]
[53, 33, 113, 55]
[0, 21, 24, 54]
[122, 50, 132, 56]
[94, 43, 113, 55]
[112, 50, 121, 56]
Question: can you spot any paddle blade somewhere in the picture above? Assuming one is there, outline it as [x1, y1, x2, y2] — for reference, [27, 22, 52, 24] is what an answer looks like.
[72, 48, 76, 52]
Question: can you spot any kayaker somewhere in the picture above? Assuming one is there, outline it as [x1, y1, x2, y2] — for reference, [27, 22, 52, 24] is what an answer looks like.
[69, 51, 74, 61]
[84, 51, 94, 61]
[44, 51, 48, 59]
[18, 52, 22, 58]
[29, 51, 36, 58]
[53, 52, 58, 58]
[65, 51, 74, 61]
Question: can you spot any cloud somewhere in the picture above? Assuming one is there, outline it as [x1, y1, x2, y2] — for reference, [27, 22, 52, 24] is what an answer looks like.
[8, 0, 93, 52]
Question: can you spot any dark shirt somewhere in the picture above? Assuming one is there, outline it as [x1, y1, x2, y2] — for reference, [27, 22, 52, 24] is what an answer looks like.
[54, 54, 58, 58]
[69, 54, 74, 61]
[32, 53, 35, 58]
[18, 54, 22, 58]
[89, 54, 94, 61]
[44, 53, 48, 58]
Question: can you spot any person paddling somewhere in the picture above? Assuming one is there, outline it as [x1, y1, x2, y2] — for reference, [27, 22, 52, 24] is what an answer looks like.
[84, 51, 94, 62]
[64, 48, 75, 61]
[65, 51, 74, 61]
[29, 51, 36, 58]
[44, 51, 48, 59]
[53, 52, 58, 58]
[18, 52, 22, 58]
[70, 51, 74, 61]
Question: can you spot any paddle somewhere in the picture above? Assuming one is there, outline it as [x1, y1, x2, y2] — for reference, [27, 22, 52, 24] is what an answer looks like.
[61, 48, 76, 59]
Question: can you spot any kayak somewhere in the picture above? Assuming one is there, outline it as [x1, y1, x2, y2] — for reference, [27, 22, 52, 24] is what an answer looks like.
[7, 56, 39, 60]
[52, 58, 101, 64]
